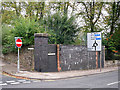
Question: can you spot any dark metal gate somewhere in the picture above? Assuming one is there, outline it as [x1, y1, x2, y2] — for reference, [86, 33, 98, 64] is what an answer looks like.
[47, 44, 57, 72]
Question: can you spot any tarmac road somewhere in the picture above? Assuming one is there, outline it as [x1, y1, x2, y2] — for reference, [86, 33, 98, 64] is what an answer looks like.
[1, 70, 119, 89]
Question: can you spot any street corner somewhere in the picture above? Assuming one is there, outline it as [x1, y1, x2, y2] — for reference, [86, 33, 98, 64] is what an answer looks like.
[2, 71, 32, 80]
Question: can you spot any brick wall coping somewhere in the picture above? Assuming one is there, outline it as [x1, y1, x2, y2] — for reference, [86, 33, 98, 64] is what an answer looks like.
[34, 33, 49, 37]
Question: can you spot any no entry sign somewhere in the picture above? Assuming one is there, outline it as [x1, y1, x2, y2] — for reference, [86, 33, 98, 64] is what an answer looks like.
[15, 37, 23, 72]
[16, 38, 22, 48]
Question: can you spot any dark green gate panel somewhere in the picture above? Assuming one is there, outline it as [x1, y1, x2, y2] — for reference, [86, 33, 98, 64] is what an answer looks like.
[47, 44, 57, 72]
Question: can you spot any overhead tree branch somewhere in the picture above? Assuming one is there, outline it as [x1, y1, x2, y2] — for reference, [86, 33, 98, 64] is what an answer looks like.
[92, 1, 95, 20]
[115, 1, 120, 22]
[110, 2, 115, 35]
[81, 2, 90, 19]
[94, 2, 103, 25]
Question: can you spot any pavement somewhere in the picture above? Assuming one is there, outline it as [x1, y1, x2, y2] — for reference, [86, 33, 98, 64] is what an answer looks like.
[0, 60, 119, 80]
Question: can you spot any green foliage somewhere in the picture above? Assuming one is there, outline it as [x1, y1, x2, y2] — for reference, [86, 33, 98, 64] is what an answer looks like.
[78, 2, 104, 32]
[102, 2, 120, 60]
[44, 12, 80, 44]
[102, 31, 120, 60]
[2, 2, 22, 24]
[12, 17, 42, 46]
[2, 24, 16, 54]
[112, 28, 120, 51]
[2, 17, 45, 54]
[2, 10, 16, 24]
[73, 37, 82, 45]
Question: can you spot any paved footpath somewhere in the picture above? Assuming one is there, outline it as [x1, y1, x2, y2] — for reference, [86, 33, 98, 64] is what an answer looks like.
[1, 60, 119, 80]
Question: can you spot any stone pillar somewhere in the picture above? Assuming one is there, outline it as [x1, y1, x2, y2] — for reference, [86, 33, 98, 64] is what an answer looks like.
[34, 33, 48, 72]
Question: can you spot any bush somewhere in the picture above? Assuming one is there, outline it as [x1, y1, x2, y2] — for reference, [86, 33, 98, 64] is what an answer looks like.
[12, 17, 42, 46]
[2, 24, 16, 54]
[44, 12, 80, 44]
[2, 17, 46, 54]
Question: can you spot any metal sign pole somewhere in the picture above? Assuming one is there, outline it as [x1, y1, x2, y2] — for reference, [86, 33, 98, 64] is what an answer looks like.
[100, 51, 102, 72]
[96, 51, 98, 69]
[18, 48, 20, 72]
[87, 32, 102, 71]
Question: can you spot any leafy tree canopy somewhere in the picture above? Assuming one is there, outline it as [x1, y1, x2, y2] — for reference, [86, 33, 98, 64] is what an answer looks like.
[44, 12, 80, 44]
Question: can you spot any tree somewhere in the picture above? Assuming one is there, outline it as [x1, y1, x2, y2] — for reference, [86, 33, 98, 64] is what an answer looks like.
[48, 2, 75, 16]
[109, 2, 120, 35]
[25, 2, 45, 21]
[77, 1, 104, 32]
[44, 12, 80, 44]
[102, 1, 120, 60]
[2, 10, 16, 24]
[2, 16, 46, 54]
[2, 2, 24, 24]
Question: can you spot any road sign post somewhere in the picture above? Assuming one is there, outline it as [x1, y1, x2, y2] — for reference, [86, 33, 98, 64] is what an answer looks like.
[100, 51, 102, 72]
[18, 48, 20, 72]
[15, 37, 22, 72]
[87, 32, 102, 72]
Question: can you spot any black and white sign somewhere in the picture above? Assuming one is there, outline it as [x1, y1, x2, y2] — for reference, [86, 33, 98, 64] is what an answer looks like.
[87, 32, 102, 51]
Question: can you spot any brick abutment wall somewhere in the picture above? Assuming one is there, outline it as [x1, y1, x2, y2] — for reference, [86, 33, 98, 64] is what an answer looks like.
[59, 45, 105, 71]
[2, 33, 107, 72]
[34, 33, 105, 72]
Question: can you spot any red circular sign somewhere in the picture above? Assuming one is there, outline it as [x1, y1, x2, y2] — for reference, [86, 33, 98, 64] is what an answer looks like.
[16, 38, 22, 47]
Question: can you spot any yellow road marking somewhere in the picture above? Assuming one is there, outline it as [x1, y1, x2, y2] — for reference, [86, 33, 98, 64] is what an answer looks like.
[44, 80, 55, 82]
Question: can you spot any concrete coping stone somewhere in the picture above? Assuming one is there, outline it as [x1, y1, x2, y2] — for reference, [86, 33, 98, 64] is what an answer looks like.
[34, 33, 49, 37]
